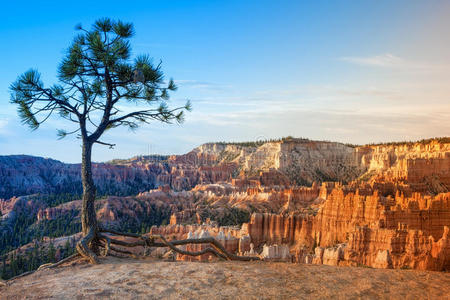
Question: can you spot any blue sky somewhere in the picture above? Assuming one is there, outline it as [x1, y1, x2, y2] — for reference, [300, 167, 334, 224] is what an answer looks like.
[0, 0, 449, 162]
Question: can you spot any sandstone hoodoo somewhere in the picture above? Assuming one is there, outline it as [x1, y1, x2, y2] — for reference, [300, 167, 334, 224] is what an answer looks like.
[138, 138, 450, 270]
[145, 179, 449, 270]
[1, 137, 449, 279]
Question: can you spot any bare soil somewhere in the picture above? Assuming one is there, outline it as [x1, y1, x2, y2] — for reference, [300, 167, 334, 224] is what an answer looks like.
[1, 257, 449, 299]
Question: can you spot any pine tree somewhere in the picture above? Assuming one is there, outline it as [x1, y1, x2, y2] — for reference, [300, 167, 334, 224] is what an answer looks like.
[10, 18, 190, 263]
[47, 242, 56, 263]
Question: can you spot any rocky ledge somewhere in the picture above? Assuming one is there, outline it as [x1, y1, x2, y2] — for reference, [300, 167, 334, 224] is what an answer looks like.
[1, 257, 449, 299]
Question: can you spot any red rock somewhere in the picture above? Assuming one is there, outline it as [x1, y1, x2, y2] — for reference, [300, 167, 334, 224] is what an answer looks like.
[240, 179, 450, 270]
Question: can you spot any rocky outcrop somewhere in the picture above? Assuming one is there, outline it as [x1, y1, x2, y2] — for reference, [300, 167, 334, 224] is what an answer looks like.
[311, 184, 450, 247]
[181, 139, 365, 186]
[187, 138, 450, 190]
[0, 155, 233, 199]
[344, 225, 450, 270]
[245, 213, 314, 249]
[2, 137, 450, 272]
[240, 180, 450, 270]
[2, 138, 449, 199]
[260, 244, 290, 260]
[169, 209, 201, 225]
[1, 195, 47, 222]
[26, 173, 449, 270]
[356, 140, 450, 193]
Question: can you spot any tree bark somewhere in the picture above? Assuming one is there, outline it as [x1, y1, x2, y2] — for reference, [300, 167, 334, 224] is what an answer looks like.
[81, 140, 98, 235]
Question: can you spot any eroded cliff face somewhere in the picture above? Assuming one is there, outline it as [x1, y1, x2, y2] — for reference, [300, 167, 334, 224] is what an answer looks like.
[0, 195, 47, 222]
[355, 140, 450, 193]
[0, 155, 159, 199]
[2, 138, 449, 199]
[142, 171, 450, 270]
[171, 138, 450, 191]
[180, 139, 364, 185]
[0, 155, 233, 199]
[240, 181, 450, 271]
[2, 137, 450, 272]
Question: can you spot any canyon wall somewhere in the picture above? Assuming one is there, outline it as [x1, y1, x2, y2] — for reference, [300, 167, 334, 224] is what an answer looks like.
[182, 139, 365, 185]
[0, 155, 233, 199]
[146, 179, 450, 270]
[162, 138, 450, 191]
[355, 140, 450, 193]
[2, 137, 450, 271]
[2, 138, 449, 199]
[241, 182, 450, 271]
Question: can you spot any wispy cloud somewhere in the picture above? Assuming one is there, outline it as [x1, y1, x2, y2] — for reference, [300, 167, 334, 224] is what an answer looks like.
[175, 80, 231, 91]
[339, 53, 450, 72]
[340, 53, 405, 68]
[339, 53, 450, 74]
[185, 106, 450, 144]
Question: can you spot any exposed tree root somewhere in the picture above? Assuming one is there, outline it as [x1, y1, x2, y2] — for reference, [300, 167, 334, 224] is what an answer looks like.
[3, 253, 81, 284]
[3, 270, 36, 283]
[98, 233, 111, 257]
[37, 253, 81, 270]
[5, 225, 259, 284]
[157, 235, 259, 261]
[108, 252, 131, 259]
[94, 227, 260, 262]
[109, 245, 135, 256]
[76, 227, 99, 264]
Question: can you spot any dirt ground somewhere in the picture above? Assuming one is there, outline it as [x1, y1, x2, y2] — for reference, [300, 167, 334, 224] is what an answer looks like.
[1, 257, 449, 299]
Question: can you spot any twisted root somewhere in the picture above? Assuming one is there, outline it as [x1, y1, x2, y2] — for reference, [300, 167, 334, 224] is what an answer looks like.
[4, 253, 80, 284]
[76, 227, 99, 264]
[37, 253, 80, 270]
[7, 225, 259, 283]
[98, 227, 260, 261]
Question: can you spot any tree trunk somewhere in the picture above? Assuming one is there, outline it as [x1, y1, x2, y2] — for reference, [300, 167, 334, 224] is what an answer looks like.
[81, 141, 98, 236]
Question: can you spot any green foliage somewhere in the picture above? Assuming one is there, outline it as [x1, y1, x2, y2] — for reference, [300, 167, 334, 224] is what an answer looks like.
[364, 137, 450, 147]
[313, 168, 335, 182]
[29, 212, 81, 239]
[217, 150, 239, 163]
[210, 137, 321, 147]
[107, 154, 169, 165]
[0, 192, 175, 280]
[400, 265, 411, 270]
[111, 200, 171, 234]
[208, 136, 450, 149]
[0, 208, 37, 256]
[0, 194, 81, 257]
[47, 242, 56, 263]
[358, 170, 377, 182]
[0, 238, 77, 280]
[30, 193, 80, 208]
[10, 18, 190, 144]
[207, 207, 250, 226]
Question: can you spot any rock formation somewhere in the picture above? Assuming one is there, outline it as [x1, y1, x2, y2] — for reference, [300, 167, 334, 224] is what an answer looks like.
[2, 137, 449, 272]
[2, 137, 448, 199]
[240, 180, 450, 271]
[260, 244, 291, 260]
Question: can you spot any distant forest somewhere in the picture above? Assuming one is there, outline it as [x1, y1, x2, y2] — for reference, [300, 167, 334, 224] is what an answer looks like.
[208, 136, 449, 148]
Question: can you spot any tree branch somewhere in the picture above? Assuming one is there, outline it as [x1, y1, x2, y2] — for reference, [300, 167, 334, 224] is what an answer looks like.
[94, 140, 116, 148]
